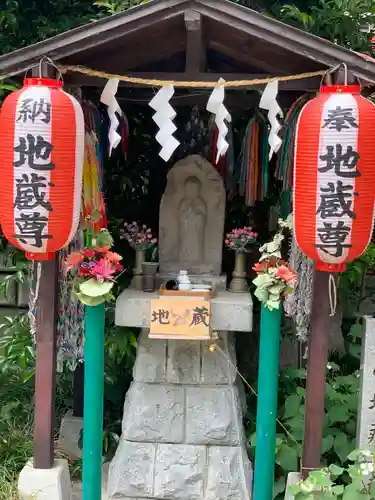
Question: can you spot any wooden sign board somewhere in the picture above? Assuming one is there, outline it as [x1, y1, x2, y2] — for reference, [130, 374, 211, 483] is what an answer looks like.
[149, 298, 211, 340]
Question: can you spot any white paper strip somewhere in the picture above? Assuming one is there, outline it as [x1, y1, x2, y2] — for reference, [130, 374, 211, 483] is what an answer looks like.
[100, 78, 122, 156]
[206, 78, 232, 163]
[149, 85, 179, 161]
[259, 80, 283, 160]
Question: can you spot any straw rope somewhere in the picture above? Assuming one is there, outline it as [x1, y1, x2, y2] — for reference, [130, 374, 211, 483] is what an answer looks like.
[58, 64, 326, 88]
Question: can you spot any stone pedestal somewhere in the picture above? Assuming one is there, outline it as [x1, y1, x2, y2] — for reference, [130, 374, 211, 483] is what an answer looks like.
[109, 288, 253, 500]
[108, 330, 252, 500]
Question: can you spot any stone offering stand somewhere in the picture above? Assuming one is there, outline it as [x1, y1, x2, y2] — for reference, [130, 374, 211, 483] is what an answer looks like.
[108, 289, 253, 500]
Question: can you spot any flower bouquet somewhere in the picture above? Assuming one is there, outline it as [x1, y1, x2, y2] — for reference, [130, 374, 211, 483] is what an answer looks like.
[225, 227, 258, 252]
[252, 216, 296, 310]
[65, 229, 123, 306]
[121, 222, 157, 250]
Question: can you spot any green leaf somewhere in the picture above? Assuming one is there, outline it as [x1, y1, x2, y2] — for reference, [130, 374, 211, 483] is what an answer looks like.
[266, 299, 281, 310]
[76, 291, 106, 306]
[332, 485, 344, 495]
[79, 278, 114, 297]
[284, 393, 302, 419]
[334, 433, 352, 463]
[327, 404, 349, 424]
[276, 443, 298, 472]
[273, 477, 286, 499]
[254, 288, 269, 303]
[328, 463, 344, 476]
[348, 323, 363, 340]
[322, 435, 334, 454]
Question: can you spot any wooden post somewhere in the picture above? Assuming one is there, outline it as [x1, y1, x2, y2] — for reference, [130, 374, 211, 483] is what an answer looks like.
[301, 270, 332, 479]
[184, 11, 206, 75]
[33, 258, 59, 469]
[32, 63, 59, 470]
[301, 67, 355, 479]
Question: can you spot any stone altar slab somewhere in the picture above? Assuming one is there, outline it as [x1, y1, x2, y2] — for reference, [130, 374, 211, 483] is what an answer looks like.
[115, 289, 253, 333]
[159, 155, 225, 276]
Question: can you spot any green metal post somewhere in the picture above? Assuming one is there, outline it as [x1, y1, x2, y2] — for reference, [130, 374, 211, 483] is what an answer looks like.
[253, 306, 282, 500]
[83, 303, 105, 500]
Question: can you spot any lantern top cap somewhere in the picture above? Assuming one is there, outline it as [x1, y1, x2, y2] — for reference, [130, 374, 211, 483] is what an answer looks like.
[320, 85, 361, 94]
[23, 77, 63, 88]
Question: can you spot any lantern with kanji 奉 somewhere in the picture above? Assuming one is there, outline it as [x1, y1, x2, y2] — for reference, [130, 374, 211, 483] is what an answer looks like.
[0, 77, 84, 260]
[294, 84, 375, 273]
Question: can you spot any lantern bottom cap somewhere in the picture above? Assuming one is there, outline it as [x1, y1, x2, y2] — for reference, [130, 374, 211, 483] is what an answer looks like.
[315, 262, 346, 273]
[25, 251, 55, 261]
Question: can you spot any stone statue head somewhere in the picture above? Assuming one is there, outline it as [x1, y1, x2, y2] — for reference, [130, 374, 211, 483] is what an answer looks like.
[183, 176, 202, 199]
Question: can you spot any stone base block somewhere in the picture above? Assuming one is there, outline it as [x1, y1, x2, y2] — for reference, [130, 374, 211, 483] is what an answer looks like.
[58, 410, 83, 459]
[108, 442, 252, 500]
[284, 472, 300, 500]
[122, 382, 243, 446]
[18, 459, 72, 500]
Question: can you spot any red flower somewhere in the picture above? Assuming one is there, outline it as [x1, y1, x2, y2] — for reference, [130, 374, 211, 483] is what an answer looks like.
[94, 246, 111, 253]
[83, 248, 95, 259]
[275, 266, 297, 284]
[253, 261, 268, 273]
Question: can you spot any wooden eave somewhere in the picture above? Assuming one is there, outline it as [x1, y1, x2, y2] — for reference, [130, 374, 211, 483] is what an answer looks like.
[0, 0, 375, 86]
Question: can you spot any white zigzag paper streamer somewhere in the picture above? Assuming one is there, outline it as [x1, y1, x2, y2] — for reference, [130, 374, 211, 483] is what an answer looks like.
[149, 85, 179, 162]
[206, 78, 232, 164]
[100, 78, 122, 156]
[259, 80, 283, 160]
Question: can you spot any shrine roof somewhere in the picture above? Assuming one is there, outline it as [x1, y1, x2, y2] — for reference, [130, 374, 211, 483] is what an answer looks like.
[1, 0, 375, 89]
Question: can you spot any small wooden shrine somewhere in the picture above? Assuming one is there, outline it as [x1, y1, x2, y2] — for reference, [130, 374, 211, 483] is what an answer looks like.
[1, 1, 375, 499]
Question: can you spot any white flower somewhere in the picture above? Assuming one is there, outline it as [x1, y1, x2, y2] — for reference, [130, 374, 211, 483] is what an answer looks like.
[360, 462, 374, 475]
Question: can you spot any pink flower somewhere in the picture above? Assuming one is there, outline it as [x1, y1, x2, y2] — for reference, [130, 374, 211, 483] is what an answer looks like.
[229, 241, 235, 246]
[106, 251, 122, 262]
[90, 259, 117, 283]
[151, 238, 157, 244]
[65, 252, 84, 270]
[275, 266, 297, 284]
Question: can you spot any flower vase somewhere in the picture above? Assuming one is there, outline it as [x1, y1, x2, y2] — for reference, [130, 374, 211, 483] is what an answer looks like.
[229, 251, 248, 293]
[132, 249, 145, 291]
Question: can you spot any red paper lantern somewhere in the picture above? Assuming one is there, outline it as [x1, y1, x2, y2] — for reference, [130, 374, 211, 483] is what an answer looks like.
[0, 78, 84, 260]
[294, 85, 375, 273]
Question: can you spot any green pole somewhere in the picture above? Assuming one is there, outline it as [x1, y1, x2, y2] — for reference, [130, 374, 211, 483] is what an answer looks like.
[253, 305, 282, 500]
[83, 303, 105, 500]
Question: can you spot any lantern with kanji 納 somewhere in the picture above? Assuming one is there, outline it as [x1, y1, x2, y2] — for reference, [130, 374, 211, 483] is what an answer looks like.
[294, 84, 375, 273]
[0, 77, 84, 260]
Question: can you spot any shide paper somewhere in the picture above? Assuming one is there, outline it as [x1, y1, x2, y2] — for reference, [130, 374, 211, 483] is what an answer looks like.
[149, 85, 179, 162]
[100, 78, 122, 156]
[206, 78, 232, 163]
[259, 80, 283, 160]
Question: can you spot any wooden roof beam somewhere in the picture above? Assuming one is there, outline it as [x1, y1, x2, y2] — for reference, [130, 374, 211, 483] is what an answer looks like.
[184, 10, 206, 75]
